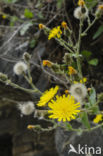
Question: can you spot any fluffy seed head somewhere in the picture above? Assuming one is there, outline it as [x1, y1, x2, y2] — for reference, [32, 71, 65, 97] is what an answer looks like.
[18, 101, 35, 115]
[13, 61, 28, 75]
[70, 83, 87, 100]
[74, 6, 88, 20]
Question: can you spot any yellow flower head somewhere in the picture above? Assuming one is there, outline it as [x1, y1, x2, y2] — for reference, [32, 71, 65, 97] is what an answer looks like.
[98, 5, 103, 10]
[43, 60, 53, 67]
[68, 66, 77, 75]
[48, 26, 62, 40]
[39, 24, 45, 29]
[61, 21, 67, 29]
[78, 0, 85, 6]
[93, 114, 103, 124]
[48, 94, 80, 122]
[37, 86, 59, 107]
[27, 125, 35, 129]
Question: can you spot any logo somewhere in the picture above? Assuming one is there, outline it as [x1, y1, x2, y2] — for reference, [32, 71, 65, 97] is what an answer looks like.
[68, 144, 101, 155]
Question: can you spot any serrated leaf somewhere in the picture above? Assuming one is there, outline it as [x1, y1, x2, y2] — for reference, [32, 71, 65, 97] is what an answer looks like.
[89, 87, 96, 106]
[92, 106, 99, 114]
[88, 58, 98, 66]
[65, 123, 72, 130]
[93, 25, 103, 40]
[24, 9, 33, 19]
[85, 0, 97, 10]
[10, 16, 18, 26]
[81, 50, 92, 59]
[80, 112, 90, 129]
[20, 22, 33, 36]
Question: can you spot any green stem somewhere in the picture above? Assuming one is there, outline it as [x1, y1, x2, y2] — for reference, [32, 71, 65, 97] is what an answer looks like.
[10, 82, 35, 94]
[23, 73, 42, 95]
[82, 17, 97, 35]
[76, 19, 83, 79]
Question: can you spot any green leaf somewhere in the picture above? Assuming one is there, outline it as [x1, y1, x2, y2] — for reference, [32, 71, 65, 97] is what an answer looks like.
[89, 87, 96, 106]
[57, 0, 63, 9]
[4, 0, 18, 3]
[92, 106, 99, 114]
[93, 25, 103, 40]
[10, 16, 18, 26]
[80, 112, 90, 129]
[65, 123, 72, 130]
[20, 22, 33, 36]
[85, 0, 97, 10]
[29, 39, 37, 48]
[38, 12, 44, 19]
[81, 50, 92, 59]
[24, 9, 33, 19]
[88, 58, 98, 66]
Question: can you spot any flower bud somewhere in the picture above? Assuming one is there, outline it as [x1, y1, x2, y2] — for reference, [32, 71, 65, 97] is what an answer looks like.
[39, 24, 45, 30]
[43, 60, 53, 67]
[61, 21, 67, 29]
[68, 66, 77, 75]
[78, 0, 85, 7]
[63, 53, 71, 64]
[23, 52, 31, 62]
[95, 5, 103, 18]
[27, 125, 35, 129]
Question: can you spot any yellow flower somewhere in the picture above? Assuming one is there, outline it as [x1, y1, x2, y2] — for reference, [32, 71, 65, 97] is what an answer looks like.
[68, 66, 77, 75]
[48, 94, 80, 122]
[43, 60, 53, 67]
[80, 77, 87, 83]
[37, 86, 59, 107]
[39, 24, 45, 29]
[93, 114, 103, 124]
[48, 26, 62, 40]
[78, 0, 85, 6]
[61, 21, 67, 29]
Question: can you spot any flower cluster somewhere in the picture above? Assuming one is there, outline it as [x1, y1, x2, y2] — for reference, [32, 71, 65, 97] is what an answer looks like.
[37, 86, 81, 122]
